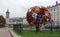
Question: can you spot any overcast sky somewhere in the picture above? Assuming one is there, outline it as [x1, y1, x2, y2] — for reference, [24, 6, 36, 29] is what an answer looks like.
[0, 0, 60, 18]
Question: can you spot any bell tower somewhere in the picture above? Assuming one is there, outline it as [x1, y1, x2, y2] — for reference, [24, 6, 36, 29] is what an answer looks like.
[6, 9, 10, 25]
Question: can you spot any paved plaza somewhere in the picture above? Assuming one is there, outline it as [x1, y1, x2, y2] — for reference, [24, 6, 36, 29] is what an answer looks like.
[0, 27, 11, 37]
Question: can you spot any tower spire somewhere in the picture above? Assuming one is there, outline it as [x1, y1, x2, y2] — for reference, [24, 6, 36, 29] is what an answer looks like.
[6, 9, 10, 25]
[6, 9, 9, 13]
[56, 1, 58, 5]
[6, 9, 9, 18]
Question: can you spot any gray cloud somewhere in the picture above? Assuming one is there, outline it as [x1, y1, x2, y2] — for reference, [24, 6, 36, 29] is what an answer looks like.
[0, 0, 59, 18]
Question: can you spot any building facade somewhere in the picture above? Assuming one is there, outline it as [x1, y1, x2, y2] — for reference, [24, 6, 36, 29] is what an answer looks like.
[47, 1, 60, 26]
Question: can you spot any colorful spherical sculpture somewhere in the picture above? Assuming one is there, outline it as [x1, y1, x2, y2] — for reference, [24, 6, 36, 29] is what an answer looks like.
[26, 6, 51, 26]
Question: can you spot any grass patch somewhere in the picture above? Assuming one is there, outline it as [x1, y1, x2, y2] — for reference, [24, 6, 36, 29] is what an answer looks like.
[14, 30, 60, 37]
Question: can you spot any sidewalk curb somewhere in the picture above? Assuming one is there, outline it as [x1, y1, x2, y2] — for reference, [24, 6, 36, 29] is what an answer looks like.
[9, 29, 21, 37]
[8, 30, 13, 37]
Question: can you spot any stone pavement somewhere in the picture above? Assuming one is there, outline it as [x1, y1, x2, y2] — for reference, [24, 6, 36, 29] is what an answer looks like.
[0, 27, 11, 37]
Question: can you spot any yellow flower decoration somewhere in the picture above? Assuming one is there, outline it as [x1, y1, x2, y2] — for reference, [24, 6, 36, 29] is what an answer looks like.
[41, 15, 46, 21]
[35, 8, 40, 13]
[45, 8, 49, 11]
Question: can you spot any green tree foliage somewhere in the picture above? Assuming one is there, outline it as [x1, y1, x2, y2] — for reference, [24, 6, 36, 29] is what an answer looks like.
[0, 15, 6, 24]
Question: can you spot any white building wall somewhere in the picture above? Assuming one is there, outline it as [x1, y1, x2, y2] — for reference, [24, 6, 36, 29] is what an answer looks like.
[48, 2, 60, 26]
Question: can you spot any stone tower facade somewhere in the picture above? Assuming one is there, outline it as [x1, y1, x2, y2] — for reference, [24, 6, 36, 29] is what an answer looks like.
[6, 9, 10, 24]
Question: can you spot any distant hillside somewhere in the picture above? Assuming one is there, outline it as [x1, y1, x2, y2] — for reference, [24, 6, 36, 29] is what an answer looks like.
[9, 17, 23, 22]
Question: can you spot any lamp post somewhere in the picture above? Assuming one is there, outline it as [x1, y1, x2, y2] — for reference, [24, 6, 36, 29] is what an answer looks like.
[50, 19, 53, 34]
[56, 6, 59, 32]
